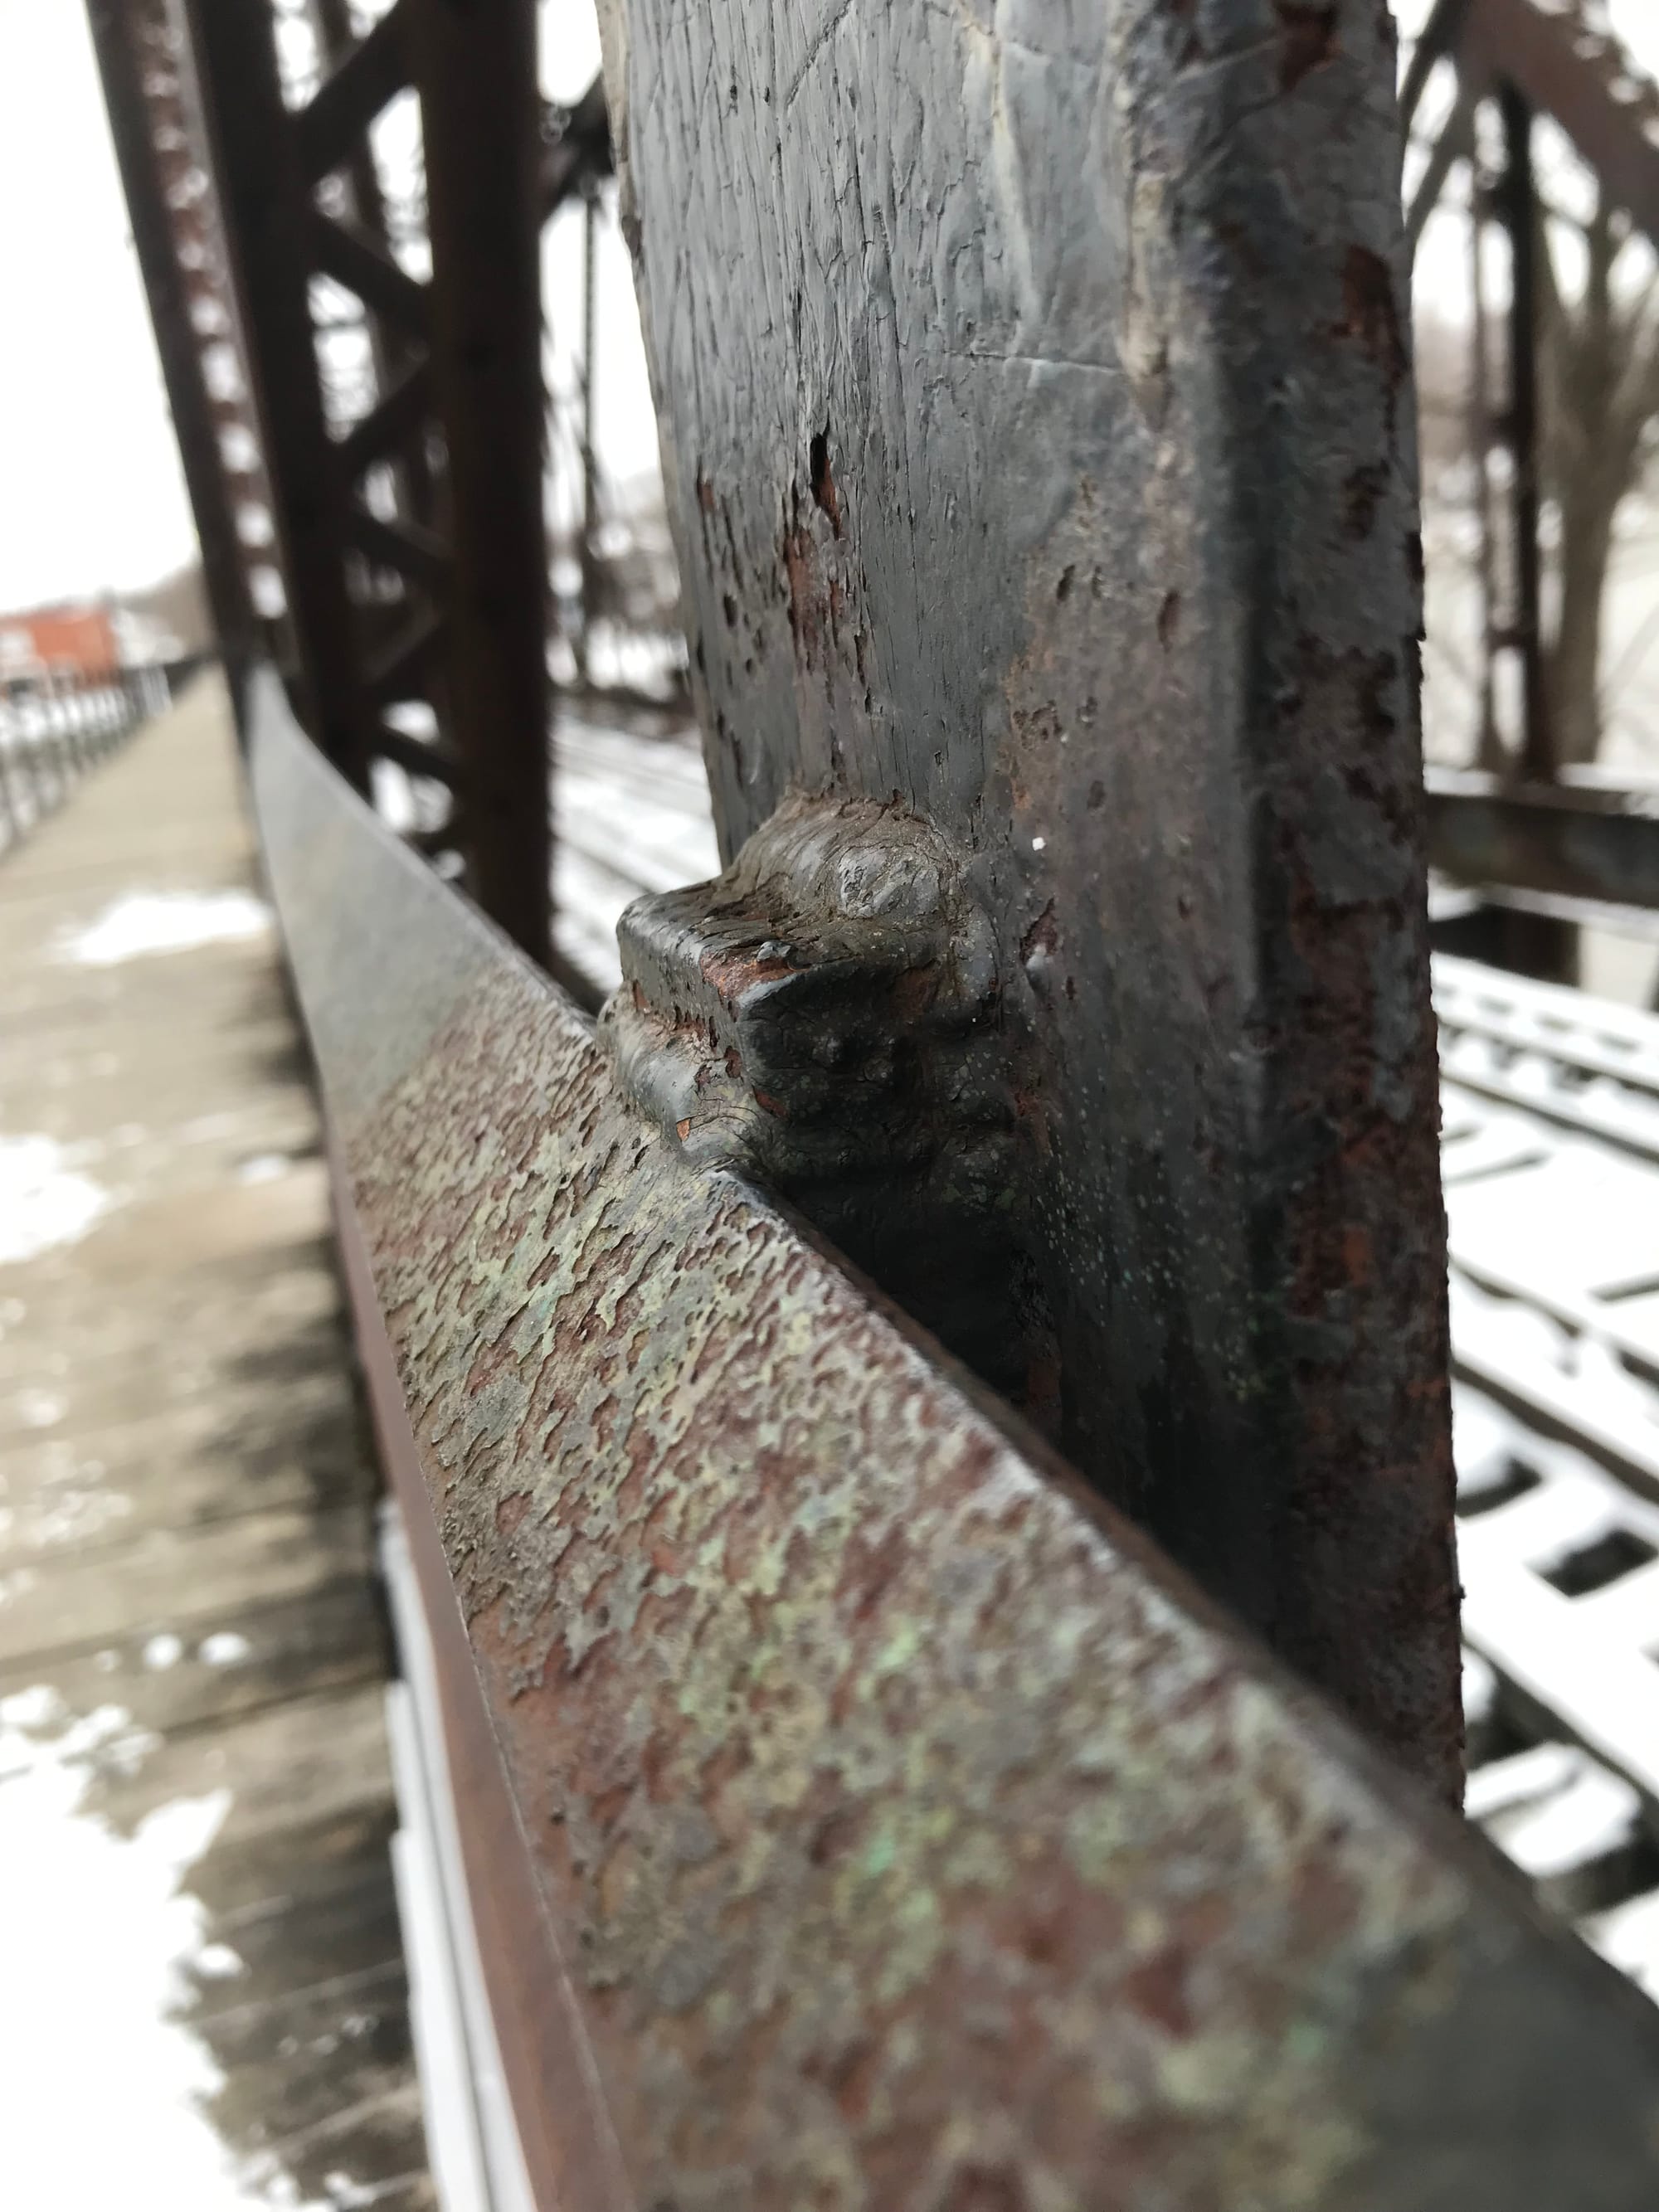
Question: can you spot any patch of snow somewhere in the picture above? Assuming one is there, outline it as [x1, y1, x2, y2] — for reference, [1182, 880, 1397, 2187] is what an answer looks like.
[322, 2171, 405, 2210]
[1462, 1647, 1496, 1730]
[2, 1684, 61, 1732]
[1465, 1742, 1582, 1823]
[236, 1154, 289, 1185]
[1584, 1889, 1659, 2002]
[12, 1388, 65, 1429]
[0, 1566, 38, 1609]
[0, 1135, 110, 1265]
[0, 1688, 333, 2208]
[24, 1487, 133, 1551]
[1451, 1383, 1518, 1492]
[1468, 1741, 1643, 1880]
[181, 1112, 237, 1144]
[59, 890, 272, 967]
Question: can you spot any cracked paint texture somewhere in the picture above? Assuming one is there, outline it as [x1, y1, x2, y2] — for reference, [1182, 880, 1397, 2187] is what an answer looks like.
[252, 698, 1659, 2211]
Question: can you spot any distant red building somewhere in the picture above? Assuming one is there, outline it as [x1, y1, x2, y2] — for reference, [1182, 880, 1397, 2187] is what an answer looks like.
[0, 604, 120, 683]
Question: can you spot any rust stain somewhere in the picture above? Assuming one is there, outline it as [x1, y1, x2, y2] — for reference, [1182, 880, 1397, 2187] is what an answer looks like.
[251, 674, 1659, 2211]
[809, 424, 843, 537]
[348, 968, 1488, 2207]
[1334, 245, 1407, 388]
[1275, 0, 1337, 91]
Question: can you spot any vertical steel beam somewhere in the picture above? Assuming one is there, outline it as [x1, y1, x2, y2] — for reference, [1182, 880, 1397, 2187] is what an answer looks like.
[1498, 80, 1550, 781]
[1469, 133, 1504, 769]
[1463, 0, 1659, 248]
[310, 0, 394, 245]
[309, 0, 435, 530]
[175, 0, 375, 787]
[404, 0, 551, 967]
[599, 0, 1462, 1791]
[1399, 0, 1475, 135]
[177, 0, 552, 956]
[85, 0, 255, 680]
[579, 185, 601, 686]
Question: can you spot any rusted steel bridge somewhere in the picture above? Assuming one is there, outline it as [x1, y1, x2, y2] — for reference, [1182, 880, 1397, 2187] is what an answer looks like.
[87, 0, 1659, 2203]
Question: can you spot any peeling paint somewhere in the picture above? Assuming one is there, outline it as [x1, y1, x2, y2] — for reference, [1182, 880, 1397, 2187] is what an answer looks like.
[255, 695, 1659, 2211]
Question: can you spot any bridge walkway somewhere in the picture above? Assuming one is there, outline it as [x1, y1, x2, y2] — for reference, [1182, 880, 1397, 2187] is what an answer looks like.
[0, 673, 431, 2210]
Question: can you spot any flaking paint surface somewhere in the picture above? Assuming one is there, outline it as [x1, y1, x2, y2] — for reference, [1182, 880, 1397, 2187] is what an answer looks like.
[253, 695, 1659, 2208]
[338, 954, 1659, 2210]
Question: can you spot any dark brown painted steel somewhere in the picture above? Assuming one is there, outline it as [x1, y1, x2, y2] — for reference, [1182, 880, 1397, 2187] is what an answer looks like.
[1428, 769, 1659, 910]
[85, 0, 256, 673]
[1465, 0, 1659, 246]
[1405, 84, 1478, 258]
[309, 214, 432, 339]
[309, 0, 401, 246]
[295, 0, 413, 186]
[251, 673, 1659, 2211]
[1399, 0, 1474, 134]
[405, 0, 552, 970]
[328, 1129, 625, 2212]
[179, 0, 553, 963]
[1496, 84, 1550, 780]
[540, 75, 614, 222]
[178, 0, 372, 785]
[309, 0, 438, 538]
[338, 362, 435, 475]
[598, 0, 1460, 1789]
[348, 511, 453, 598]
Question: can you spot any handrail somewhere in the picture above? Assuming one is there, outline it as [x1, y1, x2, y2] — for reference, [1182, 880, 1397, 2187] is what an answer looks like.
[251, 670, 1659, 2209]
[0, 659, 185, 860]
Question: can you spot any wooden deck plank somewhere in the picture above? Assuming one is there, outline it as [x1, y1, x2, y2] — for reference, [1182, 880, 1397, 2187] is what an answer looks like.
[0, 1576, 387, 1740]
[0, 673, 428, 2207]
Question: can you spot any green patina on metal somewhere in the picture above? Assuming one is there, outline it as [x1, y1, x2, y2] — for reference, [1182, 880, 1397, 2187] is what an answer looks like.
[253, 683, 1659, 2210]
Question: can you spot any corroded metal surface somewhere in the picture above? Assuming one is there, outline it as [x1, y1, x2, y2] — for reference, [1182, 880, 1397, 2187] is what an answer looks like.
[596, 0, 1461, 1792]
[253, 680, 1659, 2210]
[1428, 769, 1659, 914]
[85, 0, 261, 673]
[177, 0, 553, 964]
[605, 793, 1034, 1404]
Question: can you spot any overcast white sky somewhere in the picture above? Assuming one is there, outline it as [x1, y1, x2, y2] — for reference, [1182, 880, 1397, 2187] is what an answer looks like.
[0, 0, 649, 615]
[0, 0, 198, 610]
[0, 2, 1655, 616]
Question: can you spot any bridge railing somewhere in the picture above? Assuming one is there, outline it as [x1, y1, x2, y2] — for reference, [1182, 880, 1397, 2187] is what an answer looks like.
[250, 667, 1659, 2212]
[0, 658, 190, 859]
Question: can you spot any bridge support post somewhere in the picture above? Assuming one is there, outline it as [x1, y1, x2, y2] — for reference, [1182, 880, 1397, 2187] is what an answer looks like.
[173, 0, 552, 968]
[84, 0, 260, 696]
[599, 0, 1463, 1791]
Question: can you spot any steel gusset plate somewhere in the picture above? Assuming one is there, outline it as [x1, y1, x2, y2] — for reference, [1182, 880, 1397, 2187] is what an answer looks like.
[251, 676, 1659, 2211]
